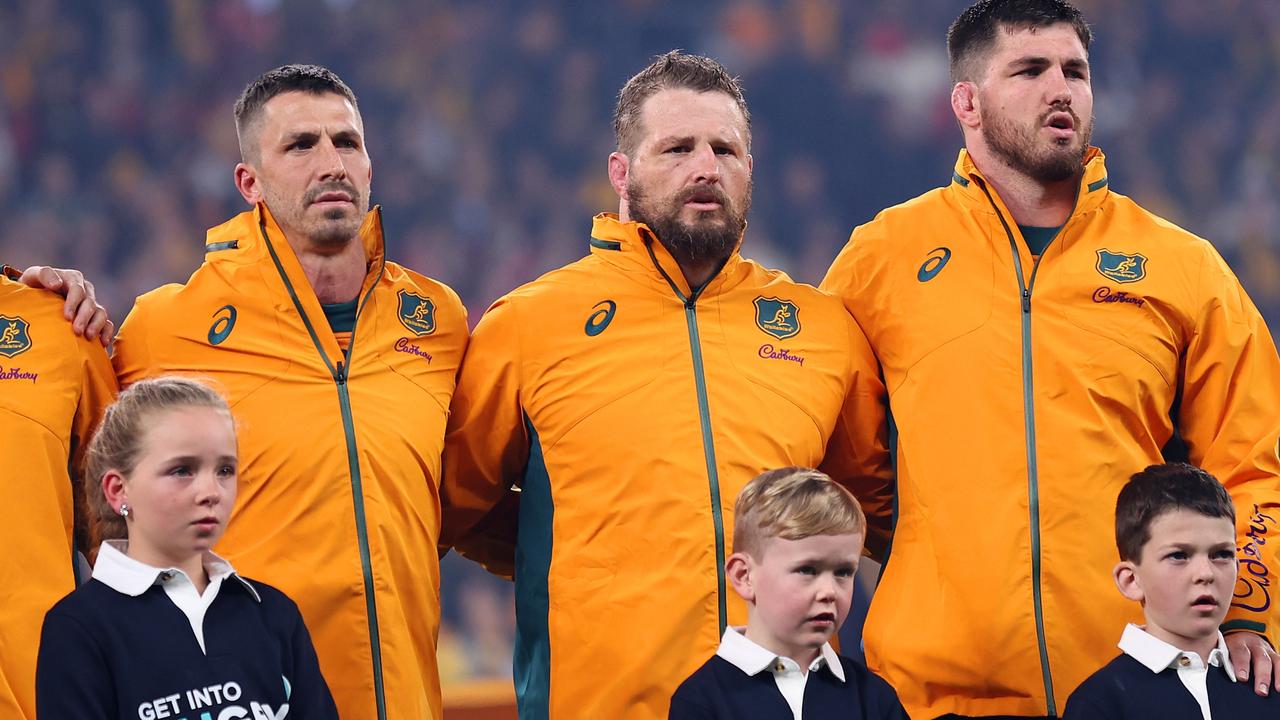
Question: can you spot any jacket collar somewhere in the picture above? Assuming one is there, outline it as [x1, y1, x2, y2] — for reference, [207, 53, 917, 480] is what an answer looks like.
[201, 203, 389, 366]
[203, 202, 387, 272]
[948, 146, 1111, 221]
[589, 213, 745, 301]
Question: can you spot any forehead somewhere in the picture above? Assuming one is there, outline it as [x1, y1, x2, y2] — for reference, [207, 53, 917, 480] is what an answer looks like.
[986, 22, 1088, 68]
[761, 532, 864, 561]
[258, 91, 363, 137]
[635, 87, 747, 147]
[139, 406, 234, 448]
[1146, 508, 1235, 545]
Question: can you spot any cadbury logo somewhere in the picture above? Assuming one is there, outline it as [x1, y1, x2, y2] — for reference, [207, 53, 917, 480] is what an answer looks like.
[395, 337, 433, 363]
[0, 366, 37, 383]
[1092, 287, 1145, 307]
[758, 344, 805, 367]
[1234, 505, 1275, 613]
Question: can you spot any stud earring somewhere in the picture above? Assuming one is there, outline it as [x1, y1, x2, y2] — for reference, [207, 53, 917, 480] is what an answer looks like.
[119, 503, 130, 518]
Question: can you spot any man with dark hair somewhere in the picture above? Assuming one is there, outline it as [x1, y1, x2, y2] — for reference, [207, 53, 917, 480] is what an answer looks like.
[821, 0, 1280, 717]
[112, 64, 469, 720]
[441, 50, 889, 720]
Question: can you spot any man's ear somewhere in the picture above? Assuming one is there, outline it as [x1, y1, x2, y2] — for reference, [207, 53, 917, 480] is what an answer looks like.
[234, 163, 264, 206]
[607, 152, 630, 201]
[1114, 560, 1145, 603]
[726, 552, 755, 604]
[951, 81, 982, 130]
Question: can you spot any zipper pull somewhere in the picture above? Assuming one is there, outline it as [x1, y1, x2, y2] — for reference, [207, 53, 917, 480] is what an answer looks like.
[1021, 289, 1032, 313]
[335, 360, 348, 384]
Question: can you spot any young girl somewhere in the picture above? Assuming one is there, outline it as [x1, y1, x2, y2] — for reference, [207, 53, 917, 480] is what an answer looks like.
[35, 376, 337, 719]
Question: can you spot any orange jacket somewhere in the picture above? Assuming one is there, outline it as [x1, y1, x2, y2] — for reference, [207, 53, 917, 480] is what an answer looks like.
[821, 148, 1280, 718]
[113, 205, 468, 720]
[0, 270, 116, 720]
[441, 214, 889, 720]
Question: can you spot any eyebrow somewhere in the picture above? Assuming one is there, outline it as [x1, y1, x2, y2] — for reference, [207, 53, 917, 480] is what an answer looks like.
[280, 128, 363, 146]
[1010, 56, 1090, 73]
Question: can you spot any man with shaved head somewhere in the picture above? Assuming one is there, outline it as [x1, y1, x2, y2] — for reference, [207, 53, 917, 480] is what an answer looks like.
[112, 64, 469, 720]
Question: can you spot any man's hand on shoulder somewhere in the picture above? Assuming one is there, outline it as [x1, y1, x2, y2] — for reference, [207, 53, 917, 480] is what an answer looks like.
[1226, 631, 1280, 696]
[18, 266, 113, 345]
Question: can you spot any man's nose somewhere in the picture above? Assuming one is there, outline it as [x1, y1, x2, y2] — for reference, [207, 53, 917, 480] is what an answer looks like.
[316, 138, 349, 181]
[1044, 67, 1073, 108]
[689, 144, 722, 184]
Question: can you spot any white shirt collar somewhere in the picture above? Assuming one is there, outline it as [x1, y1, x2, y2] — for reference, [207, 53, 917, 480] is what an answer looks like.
[715, 626, 846, 682]
[1118, 623, 1234, 680]
[93, 540, 260, 602]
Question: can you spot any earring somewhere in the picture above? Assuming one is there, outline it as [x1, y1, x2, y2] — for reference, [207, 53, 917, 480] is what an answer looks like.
[119, 503, 130, 518]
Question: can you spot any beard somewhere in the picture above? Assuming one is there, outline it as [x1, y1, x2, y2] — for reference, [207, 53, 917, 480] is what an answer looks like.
[981, 102, 1092, 184]
[627, 178, 751, 271]
[271, 180, 368, 249]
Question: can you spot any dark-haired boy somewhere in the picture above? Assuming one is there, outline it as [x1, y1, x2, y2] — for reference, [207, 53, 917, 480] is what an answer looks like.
[1064, 463, 1280, 718]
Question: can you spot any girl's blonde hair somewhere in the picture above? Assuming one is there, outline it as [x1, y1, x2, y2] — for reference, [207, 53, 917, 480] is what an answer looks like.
[732, 467, 866, 558]
[84, 376, 232, 544]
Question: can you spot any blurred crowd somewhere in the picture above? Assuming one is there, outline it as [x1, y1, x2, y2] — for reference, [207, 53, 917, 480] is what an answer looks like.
[4, 0, 1277, 684]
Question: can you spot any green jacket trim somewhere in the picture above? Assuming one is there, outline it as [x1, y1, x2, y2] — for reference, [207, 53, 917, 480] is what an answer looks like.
[514, 418, 553, 720]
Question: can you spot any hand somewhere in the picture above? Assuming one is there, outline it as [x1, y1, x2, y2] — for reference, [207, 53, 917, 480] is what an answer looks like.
[1225, 631, 1280, 696]
[18, 266, 114, 345]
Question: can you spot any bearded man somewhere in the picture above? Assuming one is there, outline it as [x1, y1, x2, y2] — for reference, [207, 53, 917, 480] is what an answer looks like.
[440, 50, 890, 720]
[820, 1, 1280, 718]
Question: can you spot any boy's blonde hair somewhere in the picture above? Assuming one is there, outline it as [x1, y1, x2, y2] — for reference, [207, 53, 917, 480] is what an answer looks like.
[85, 376, 233, 544]
[733, 466, 866, 558]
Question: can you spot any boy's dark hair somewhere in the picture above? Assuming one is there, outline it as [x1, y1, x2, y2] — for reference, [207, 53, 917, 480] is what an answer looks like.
[1115, 463, 1235, 562]
[234, 64, 359, 161]
[947, 0, 1093, 83]
[613, 50, 750, 155]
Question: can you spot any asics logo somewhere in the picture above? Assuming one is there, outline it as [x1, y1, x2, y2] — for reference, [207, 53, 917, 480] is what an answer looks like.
[208, 305, 238, 345]
[585, 300, 616, 337]
[917, 247, 952, 282]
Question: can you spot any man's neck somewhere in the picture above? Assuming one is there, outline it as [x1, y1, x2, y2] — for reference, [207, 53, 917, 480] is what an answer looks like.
[288, 235, 368, 305]
[677, 259, 720, 292]
[971, 151, 1080, 227]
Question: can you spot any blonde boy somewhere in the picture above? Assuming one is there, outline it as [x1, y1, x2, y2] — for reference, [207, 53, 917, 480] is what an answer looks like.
[669, 467, 906, 720]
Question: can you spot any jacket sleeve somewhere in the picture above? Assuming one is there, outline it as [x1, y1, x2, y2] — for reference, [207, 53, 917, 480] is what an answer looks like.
[36, 608, 114, 720]
[111, 296, 158, 387]
[819, 230, 895, 561]
[71, 338, 118, 555]
[284, 595, 340, 718]
[1177, 244, 1280, 645]
[439, 296, 529, 579]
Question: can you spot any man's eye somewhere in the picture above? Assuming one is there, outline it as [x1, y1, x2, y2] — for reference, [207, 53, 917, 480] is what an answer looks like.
[1166, 551, 1188, 561]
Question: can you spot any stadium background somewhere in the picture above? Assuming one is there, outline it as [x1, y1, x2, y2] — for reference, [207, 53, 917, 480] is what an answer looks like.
[5, 0, 1276, 717]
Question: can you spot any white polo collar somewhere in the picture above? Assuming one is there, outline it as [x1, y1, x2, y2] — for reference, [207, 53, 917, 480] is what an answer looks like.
[716, 626, 846, 682]
[93, 540, 260, 602]
[1119, 623, 1234, 680]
